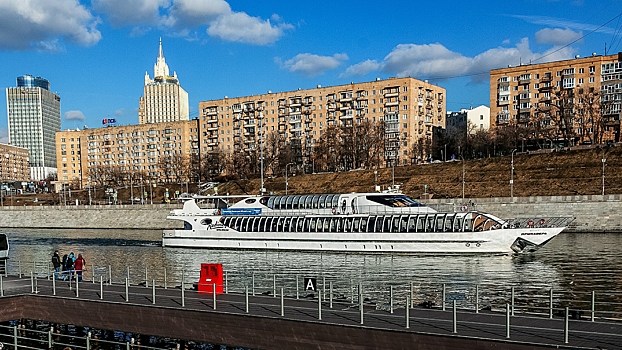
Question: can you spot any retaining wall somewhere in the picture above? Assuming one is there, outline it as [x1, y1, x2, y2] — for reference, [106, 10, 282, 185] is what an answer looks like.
[0, 195, 620, 232]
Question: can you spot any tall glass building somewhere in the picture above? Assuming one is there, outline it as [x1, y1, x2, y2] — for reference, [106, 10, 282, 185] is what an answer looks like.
[6, 74, 61, 180]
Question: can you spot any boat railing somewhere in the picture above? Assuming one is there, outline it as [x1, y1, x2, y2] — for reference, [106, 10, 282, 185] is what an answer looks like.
[506, 216, 574, 229]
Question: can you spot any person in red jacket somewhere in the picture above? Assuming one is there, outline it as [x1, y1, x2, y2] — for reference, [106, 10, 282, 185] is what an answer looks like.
[74, 254, 86, 282]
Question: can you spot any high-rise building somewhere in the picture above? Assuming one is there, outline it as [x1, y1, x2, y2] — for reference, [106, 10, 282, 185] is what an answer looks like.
[198, 77, 446, 172]
[138, 39, 189, 124]
[6, 74, 61, 180]
[490, 53, 622, 144]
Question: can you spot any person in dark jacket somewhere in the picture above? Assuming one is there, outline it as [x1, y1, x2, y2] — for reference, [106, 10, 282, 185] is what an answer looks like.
[51, 251, 61, 280]
[65, 253, 75, 280]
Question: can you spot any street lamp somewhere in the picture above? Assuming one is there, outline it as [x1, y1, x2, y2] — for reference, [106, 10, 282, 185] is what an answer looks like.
[285, 162, 295, 195]
[510, 148, 516, 201]
[374, 170, 378, 191]
[88, 177, 92, 205]
[461, 155, 465, 200]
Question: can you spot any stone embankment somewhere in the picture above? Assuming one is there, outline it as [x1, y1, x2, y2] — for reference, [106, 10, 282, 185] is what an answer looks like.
[0, 195, 620, 232]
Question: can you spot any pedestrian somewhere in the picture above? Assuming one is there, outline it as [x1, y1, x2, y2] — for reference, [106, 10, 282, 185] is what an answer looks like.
[74, 254, 86, 282]
[51, 251, 61, 280]
[65, 253, 75, 280]
[61, 254, 69, 280]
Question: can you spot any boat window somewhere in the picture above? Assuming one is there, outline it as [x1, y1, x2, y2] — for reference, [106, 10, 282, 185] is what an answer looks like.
[271, 217, 279, 231]
[365, 195, 423, 207]
[284, 217, 292, 231]
[274, 196, 283, 210]
[383, 216, 392, 232]
[258, 217, 265, 231]
[437, 215, 445, 233]
[326, 194, 335, 208]
[464, 215, 472, 231]
[426, 215, 436, 232]
[265, 218, 273, 231]
[314, 218, 322, 232]
[407, 216, 417, 232]
[318, 195, 327, 208]
[353, 218, 360, 232]
[312, 195, 320, 209]
[345, 217, 353, 232]
[329, 218, 337, 232]
[417, 216, 426, 232]
[184, 222, 192, 230]
[275, 217, 283, 231]
[292, 195, 301, 209]
[445, 214, 454, 232]
[307, 218, 315, 232]
[351, 198, 357, 214]
[245, 198, 256, 204]
[332, 195, 340, 208]
[322, 218, 331, 232]
[337, 218, 344, 232]
[286, 196, 294, 209]
[376, 216, 385, 232]
[222, 217, 231, 227]
[241, 218, 249, 231]
[267, 197, 275, 209]
[200, 218, 212, 226]
[454, 215, 463, 232]
[304, 195, 313, 209]
[250, 218, 258, 232]
[360, 217, 367, 232]
[259, 197, 269, 206]
[367, 216, 376, 232]
[400, 216, 408, 233]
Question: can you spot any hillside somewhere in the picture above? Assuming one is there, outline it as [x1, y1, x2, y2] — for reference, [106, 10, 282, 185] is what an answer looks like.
[216, 146, 622, 199]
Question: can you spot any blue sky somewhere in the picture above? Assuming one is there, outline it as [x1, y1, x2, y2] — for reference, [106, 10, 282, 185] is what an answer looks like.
[1, 0, 622, 143]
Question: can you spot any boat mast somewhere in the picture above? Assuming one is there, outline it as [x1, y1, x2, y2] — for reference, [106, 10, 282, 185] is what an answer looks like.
[259, 111, 265, 195]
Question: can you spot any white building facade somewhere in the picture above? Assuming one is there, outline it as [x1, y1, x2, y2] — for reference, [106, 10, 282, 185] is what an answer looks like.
[138, 39, 189, 124]
[446, 105, 490, 135]
[6, 75, 60, 180]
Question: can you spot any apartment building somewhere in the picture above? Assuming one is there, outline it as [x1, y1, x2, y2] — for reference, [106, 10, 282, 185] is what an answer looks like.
[490, 52, 622, 143]
[55, 120, 199, 188]
[0, 143, 30, 182]
[198, 77, 446, 170]
[446, 105, 491, 135]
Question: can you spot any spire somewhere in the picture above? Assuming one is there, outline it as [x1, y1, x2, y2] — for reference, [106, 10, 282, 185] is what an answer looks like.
[158, 37, 163, 59]
[153, 38, 169, 78]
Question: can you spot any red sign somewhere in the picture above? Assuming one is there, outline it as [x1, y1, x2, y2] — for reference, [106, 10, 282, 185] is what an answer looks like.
[198, 263, 223, 295]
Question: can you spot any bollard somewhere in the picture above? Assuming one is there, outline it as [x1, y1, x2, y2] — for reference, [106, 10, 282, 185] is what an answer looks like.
[329, 281, 333, 309]
[153, 280, 156, 305]
[390, 285, 394, 314]
[405, 296, 410, 329]
[213, 283, 216, 310]
[475, 285, 479, 313]
[452, 300, 457, 334]
[549, 288, 554, 319]
[48, 330, 52, 349]
[506, 304, 511, 339]
[323, 276, 326, 302]
[52, 275, 56, 296]
[252, 272, 255, 296]
[350, 278, 353, 304]
[33, 260, 36, 278]
[127, 266, 130, 281]
[108, 265, 112, 286]
[442, 283, 446, 311]
[30, 271, 34, 293]
[76, 278, 79, 297]
[86, 332, 90, 350]
[564, 306, 569, 344]
[18, 260, 21, 278]
[280, 288, 284, 316]
[91, 263, 94, 283]
[410, 281, 414, 308]
[181, 272, 185, 307]
[47, 261, 50, 281]
[1, 275, 4, 297]
[591, 291, 595, 322]
[273, 274, 276, 298]
[359, 284, 364, 325]
[164, 267, 167, 289]
[100, 276, 103, 300]
[318, 290, 322, 320]
[224, 271, 228, 294]
[511, 286, 515, 316]
[245, 285, 249, 313]
[14, 325, 18, 349]
[125, 278, 129, 302]
[296, 275, 299, 299]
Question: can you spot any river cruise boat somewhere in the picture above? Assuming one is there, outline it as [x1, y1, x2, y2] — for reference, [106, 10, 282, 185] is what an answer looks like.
[162, 191, 571, 254]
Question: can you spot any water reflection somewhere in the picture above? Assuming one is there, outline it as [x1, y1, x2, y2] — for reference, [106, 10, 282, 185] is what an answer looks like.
[2, 228, 621, 309]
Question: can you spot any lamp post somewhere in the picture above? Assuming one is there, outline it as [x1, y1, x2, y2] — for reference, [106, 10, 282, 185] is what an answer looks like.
[461, 155, 465, 200]
[392, 162, 395, 188]
[285, 162, 295, 195]
[150, 182, 155, 205]
[374, 170, 378, 191]
[88, 177, 92, 205]
[259, 111, 265, 195]
[602, 149, 606, 196]
[130, 173, 133, 205]
[510, 149, 517, 200]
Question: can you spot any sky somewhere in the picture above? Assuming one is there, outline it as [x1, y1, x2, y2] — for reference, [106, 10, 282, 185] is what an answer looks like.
[1, 0, 622, 143]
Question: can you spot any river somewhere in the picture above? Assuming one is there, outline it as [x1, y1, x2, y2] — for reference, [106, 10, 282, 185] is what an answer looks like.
[2, 228, 622, 314]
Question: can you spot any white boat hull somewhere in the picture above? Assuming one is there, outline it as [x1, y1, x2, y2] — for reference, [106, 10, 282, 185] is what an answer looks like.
[162, 227, 564, 254]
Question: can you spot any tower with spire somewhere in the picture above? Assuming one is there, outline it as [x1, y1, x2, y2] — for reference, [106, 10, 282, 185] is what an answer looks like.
[139, 38, 189, 124]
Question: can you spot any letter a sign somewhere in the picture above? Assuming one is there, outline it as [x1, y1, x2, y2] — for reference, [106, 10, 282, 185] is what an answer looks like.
[304, 277, 317, 291]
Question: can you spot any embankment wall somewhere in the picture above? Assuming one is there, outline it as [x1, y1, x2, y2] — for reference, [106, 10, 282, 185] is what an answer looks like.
[0, 195, 620, 231]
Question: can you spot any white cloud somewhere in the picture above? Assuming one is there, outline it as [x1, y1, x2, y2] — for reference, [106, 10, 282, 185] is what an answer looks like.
[0, 0, 101, 51]
[535, 28, 583, 46]
[165, 0, 230, 28]
[513, 15, 615, 35]
[341, 38, 577, 83]
[207, 11, 291, 45]
[339, 60, 381, 78]
[281, 53, 348, 77]
[92, 0, 170, 27]
[0, 129, 8, 144]
[65, 110, 86, 121]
